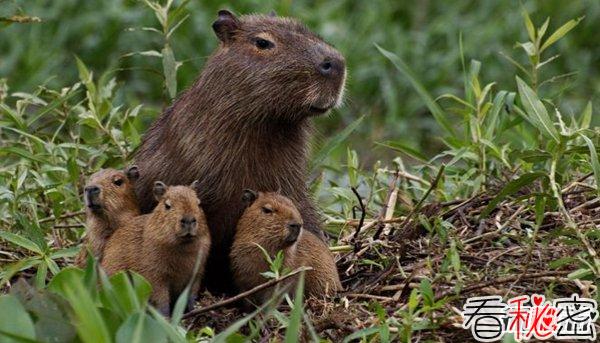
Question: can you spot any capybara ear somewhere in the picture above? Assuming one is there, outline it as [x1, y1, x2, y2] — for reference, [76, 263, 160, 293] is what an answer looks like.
[125, 165, 140, 181]
[153, 181, 167, 201]
[191, 180, 201, 198]
[212, 9, 240, 43]
[268, 10, 277, 17]
[241, 189, 258, 206]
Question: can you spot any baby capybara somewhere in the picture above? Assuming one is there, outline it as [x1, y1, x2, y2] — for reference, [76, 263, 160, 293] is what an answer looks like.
[230, 190, 341, 304]
[102, 181, 211, 315]
[75, 166, 140, 267]
[134, 10, 346, 292]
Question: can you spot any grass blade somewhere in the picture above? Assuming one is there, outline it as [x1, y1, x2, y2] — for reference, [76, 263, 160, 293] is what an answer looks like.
[284, 272, 305, 343]
[480, 172, 547, 218]
[376, 44, 456, 137]
[310, 115, 364, 172]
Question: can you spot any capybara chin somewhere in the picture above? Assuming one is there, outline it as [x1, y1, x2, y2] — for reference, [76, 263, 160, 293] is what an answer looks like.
[102, 181, 211, 316]
[230, 190, 341, 304]
[75, 165, 140, 267]
[133, 10, 346, 292]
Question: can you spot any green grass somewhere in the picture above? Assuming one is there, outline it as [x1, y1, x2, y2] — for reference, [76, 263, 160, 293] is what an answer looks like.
[1, 1, 599, 342]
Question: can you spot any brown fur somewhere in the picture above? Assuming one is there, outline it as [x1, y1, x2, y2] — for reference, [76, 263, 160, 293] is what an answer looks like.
[230, 191, 341, 304]
[133, 10, 346, 292]
[75, 166, 140, 267]
[102, 182, 211, 315]
[296, 230, 342, 296]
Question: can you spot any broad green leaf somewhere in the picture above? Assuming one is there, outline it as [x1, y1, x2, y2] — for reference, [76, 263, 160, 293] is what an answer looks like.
[518, 42, 536, 57]
[0, 259, 41, 287]
[0, 103, 25, 129]
[480, 172, 547, 218]
[516, 77, 560, 142]
[540, 17, 583, 52]
[49, 246, 80, 259]
[580, 101, 592, 129]
[477, 82, 496, 111]
[99, 271, 151, 318]
[484, 91, 508, 139]
[10, 281, 77, 343]
[534, 195, 546, 228]
[346, 148, 359, 188]
[521, 9, 536, 43]
[116, 313, 167, 343]
[0, 295, 36, 342]
[1, 127, 46, 148]
[170, 286, 189, 325]
[0, 146, 52, 164]
[568, 268, 593, 280]
[538, 17, 550, 40]
[419, 279, 434, 307]
[27, 88, 81, 127]
[148, 308, 187, 343]
[48, 268, 111, 343]
[75, 56, 96, 96]
[162, 45, 177, 99]
[34, 262, 48, 289]
[0, 231, 43, 254]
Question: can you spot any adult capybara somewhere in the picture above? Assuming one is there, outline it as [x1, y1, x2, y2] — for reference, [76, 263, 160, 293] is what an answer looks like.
[230, 190, 341, 304]
[133, 10, 346, 291]
[103, 181, 211, 315]
[75, 166, 140, 266]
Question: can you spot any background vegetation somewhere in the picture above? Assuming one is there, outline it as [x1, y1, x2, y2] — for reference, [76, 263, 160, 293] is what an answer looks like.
[0, 0, 599, 342]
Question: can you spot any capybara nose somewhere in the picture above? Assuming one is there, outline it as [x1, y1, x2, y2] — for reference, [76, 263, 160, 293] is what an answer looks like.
[85, 185, 100, 196]
[318, 56, 344, 78]
[180, 215, 197, 232]
[285, 222, 302, 244]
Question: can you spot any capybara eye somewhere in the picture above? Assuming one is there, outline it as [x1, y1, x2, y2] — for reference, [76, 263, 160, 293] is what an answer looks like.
[255, 38, 274, 50]
[113, 179, 124, 186]
[261, 206, 273, 214]
[165, 200, 172, 210]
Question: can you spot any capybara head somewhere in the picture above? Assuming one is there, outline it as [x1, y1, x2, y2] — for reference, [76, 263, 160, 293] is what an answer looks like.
[84, 166, 139, 215]
[209, 10, 346, 120]
[238, 190, 303, 248]
[151, 181, 207, 244]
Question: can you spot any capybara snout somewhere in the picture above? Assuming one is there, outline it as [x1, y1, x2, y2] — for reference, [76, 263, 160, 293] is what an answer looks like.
[179, 215, 198, 238]
[84, 185, 102, 209]
[285, 221, 302, 244]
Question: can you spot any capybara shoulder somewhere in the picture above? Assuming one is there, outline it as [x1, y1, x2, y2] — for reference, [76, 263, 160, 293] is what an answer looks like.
[75, 165, 140, 266]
